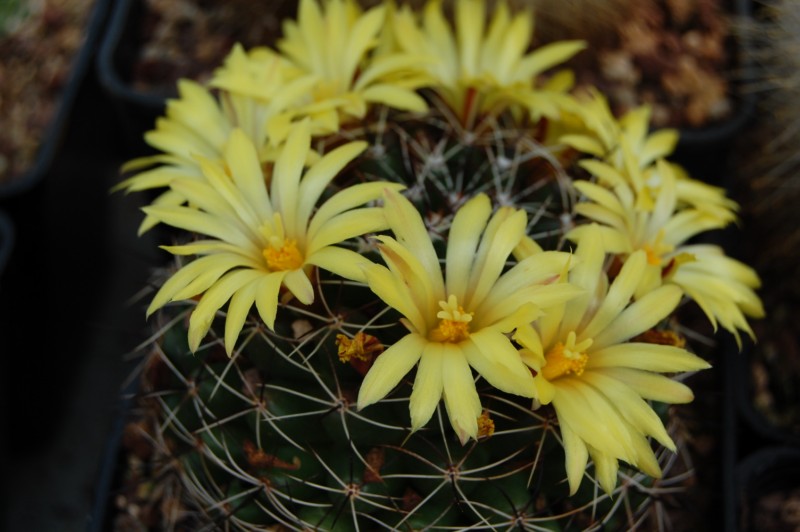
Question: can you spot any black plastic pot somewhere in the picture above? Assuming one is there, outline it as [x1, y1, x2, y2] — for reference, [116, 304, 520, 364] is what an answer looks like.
[735, 447, 800, 531]
[0, 0, 112, 201]
[96, 0, 167, 158]
[87, 376, 140, 532]
[733, 338, 800, 448]
[0, 210, 14, 281]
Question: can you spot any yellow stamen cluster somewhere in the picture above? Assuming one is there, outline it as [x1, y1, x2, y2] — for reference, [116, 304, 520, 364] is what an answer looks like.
[641, 230, 674, 266]
[264, 239, 304, 271]
[477, 411, 495, 439]
[336, 332, 384, 363]
[429, 295, 473, 343]
[542, 331, 592, 381]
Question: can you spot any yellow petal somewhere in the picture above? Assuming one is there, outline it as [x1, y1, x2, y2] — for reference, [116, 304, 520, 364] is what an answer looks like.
[574, 202, 627, 231]
[581, 250, 647, 340]
[169, 178, 238, 222]
[588, 342, 711, 372]
[455, 0, 484, 78]
[224, 129, 274, 222]
[598, 368, 695, 404]
[160, 240, 253, 257]
[640, 129, 679, 166]
[375, 236, 437, 322]
[297, 140, 369, 229]
[630, 431, 663, 479]
[224, 277, 260, 354]
[590, 285, 683, 350]
[582, 371, 674, 450]
[589, 448, 619, 496]
[441, 343, 481, 444]
[466, 207, 527, 309]
[514, 324, 544, 364]
[171, 254, 260, 302]
[188, 269, 263, 352]
[142, 205, 253, 252]
[479, 250, 573, 318]
[561, 226, 605, 333]
[305, 246, 374, 283]
[147, 253, 246, 316]
[272, 119, 311, 235]
[360, 84, 429, 112]
[136, 190, 186, 236]
[464, 330, 536, 397]
[383, 188, 444, 297]
[409, 342, 444, 430]
[559, 420, 589, 495]
[516, 40, 586, 79]
[552, 379, 635, 463]
[363, 263, 427, 334]
[445, 193, 492, 300]
[342, 4, 384, 81]
[534, 375, 556, 405]
[358, 333, 426, 409]
[566, 224, 631, 255]
[308, 207, 389, 254]
[573, 181, 624, 215]
[578, 159, 626, 187]
[281, 269, 313, 305]
[308, 180, 400, 242]
[560, 135, 606, 158]
[255, 272, 287, 330]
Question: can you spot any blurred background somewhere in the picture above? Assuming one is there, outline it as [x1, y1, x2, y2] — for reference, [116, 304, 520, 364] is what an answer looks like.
[1, 0, 799, 530]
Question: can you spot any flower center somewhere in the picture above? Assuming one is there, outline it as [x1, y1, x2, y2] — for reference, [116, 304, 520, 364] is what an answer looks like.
[641, 230, 674, 266]
[263, 239, 304, 271]
[430, 295, 472, 343]
[542, 331, 592, 381]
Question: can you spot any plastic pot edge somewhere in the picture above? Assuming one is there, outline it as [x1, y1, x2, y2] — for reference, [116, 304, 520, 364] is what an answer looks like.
[95, 0, 170, 111]
[0, 0, 113, 201]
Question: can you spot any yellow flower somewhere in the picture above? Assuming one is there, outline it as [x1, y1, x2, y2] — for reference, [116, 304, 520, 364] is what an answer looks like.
[114, 79, 239, 233]
[561, 89, 679, 168]
[562, 90, 738, 219]
[568, 160, 764, 346]
[209, 43, 315, 152]
[357, 189, 580, 444]
[268, 0, 430, 143]
[392, 0, 585, 126]
[144, 120, 404, 354]
[514, 225, 711, 494]
[115, 52, 306, 234]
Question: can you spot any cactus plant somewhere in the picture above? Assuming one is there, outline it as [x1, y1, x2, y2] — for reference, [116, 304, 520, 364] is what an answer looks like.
[116, 0, 762, 529]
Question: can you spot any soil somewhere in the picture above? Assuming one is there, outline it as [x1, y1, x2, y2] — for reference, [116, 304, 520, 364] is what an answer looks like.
[129, 0, 295, 95]
[746, 488, 800, 531]
[563, 0, 736, 129]
[122, 0, 736, 133]
[0, 0, 95, 184]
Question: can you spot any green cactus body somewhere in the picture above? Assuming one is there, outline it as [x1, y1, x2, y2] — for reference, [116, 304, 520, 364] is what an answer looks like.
[132, 109, 691, 530]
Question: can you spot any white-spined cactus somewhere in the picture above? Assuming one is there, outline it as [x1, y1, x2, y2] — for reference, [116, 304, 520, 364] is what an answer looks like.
[117, 0, 761, 529]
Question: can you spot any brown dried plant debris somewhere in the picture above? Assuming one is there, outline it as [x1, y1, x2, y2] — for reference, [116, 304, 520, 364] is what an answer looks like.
[0, 0, 94, 184]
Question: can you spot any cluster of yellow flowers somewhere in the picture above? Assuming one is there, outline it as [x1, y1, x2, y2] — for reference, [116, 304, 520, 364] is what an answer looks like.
[119, 0, 763, 495]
